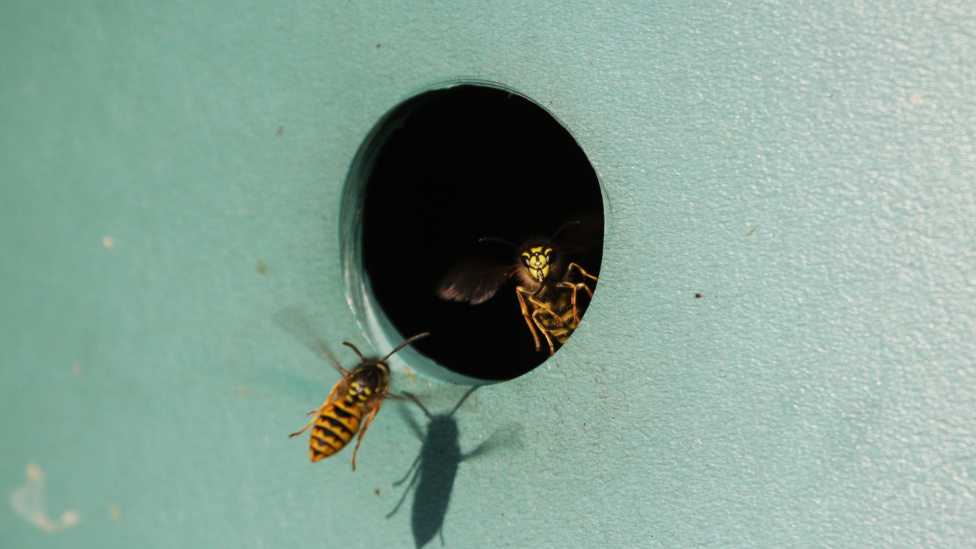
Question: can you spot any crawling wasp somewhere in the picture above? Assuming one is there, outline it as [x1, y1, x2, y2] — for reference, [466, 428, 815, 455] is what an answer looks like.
[435, 218, 600, 356]
[289, 332, 430, 470]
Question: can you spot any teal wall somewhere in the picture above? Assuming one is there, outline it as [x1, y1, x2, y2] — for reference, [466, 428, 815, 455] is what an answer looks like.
[2, 0, 975, 547]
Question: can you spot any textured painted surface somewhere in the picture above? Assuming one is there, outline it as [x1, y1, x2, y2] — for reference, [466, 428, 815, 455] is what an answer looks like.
[2, 0, 976, 547]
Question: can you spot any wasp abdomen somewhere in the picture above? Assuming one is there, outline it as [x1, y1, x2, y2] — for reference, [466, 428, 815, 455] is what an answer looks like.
[310, 400, 363, 462]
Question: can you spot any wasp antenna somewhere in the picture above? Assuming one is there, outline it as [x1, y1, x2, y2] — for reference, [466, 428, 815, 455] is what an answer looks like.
[381, 332, 431, 362]
[551, 220, 582, 241]
[478, 237, 518, 248]
[343, 341, 366, 361]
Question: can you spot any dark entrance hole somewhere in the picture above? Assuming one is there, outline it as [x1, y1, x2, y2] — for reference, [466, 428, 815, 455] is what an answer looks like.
[360, 85, 603, 381]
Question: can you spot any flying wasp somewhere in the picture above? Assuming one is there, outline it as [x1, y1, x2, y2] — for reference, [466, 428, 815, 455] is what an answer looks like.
[435, 218, 601, 356]
[289, 332, 430, 470]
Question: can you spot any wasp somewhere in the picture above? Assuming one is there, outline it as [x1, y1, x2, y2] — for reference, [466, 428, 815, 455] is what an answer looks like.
[435, 218, 600, 356]
[289, 332, 430, 470]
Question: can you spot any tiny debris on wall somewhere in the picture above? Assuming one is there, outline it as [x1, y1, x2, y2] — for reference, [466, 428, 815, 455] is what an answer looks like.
[9, 463, 79, 533]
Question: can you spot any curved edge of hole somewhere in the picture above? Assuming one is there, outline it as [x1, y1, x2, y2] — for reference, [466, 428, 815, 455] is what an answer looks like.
[340, 80, 610, 385]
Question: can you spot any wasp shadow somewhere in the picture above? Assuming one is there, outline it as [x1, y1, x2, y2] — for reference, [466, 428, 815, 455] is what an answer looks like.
[387, 388, 515, 548]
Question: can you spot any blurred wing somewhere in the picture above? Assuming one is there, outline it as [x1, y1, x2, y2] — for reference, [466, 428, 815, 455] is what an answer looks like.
[435, 257, 518, 305]
[272, 307, 344, 373]
[553, 213, 604, 256]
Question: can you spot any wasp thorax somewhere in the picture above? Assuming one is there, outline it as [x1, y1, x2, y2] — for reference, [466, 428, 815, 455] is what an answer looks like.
[521, 246, 554, 282]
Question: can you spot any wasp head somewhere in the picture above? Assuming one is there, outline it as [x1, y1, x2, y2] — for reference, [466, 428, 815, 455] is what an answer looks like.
[521, 246, 555, 282]
[347, 361, 390, 404]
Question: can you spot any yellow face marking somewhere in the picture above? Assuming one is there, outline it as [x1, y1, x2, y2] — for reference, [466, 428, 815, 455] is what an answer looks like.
[524, 247, 553, 281]
[363, 387, 372, 396]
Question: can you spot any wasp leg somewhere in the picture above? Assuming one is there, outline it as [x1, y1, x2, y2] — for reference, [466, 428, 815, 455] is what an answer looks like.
[555, 281, 580, 325]
[566, 262, 599, 288]
[308, 368, 351, 415]
[515, 286, 542, 352]
[556, 281, 592, 326]
[317, 380, 345, 410]
[560, 263, 597, 325]
[527, 292, 564, 327]
[530, 308, 558, 357]
[289, 414, 318, 438]
[292, 378, 347, 436]
[351, 401, 382, 471]
[307, 384, 339, 415]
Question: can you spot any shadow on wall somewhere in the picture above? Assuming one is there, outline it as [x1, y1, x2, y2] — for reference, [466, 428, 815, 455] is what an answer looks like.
[387, 389, 516, 548]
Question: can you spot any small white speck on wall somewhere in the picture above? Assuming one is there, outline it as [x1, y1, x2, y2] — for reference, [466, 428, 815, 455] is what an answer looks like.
[9, 463, 79, 533]
[102, 235, 115, 249]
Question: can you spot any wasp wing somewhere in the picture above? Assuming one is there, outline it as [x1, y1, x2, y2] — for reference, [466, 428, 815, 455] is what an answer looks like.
[552, 213, 604, 256]
[435, 257, 518, 305]
[272, 307, 345, 373]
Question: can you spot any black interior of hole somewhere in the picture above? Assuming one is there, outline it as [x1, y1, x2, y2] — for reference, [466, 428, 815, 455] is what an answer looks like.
[362, 85, 603, 381]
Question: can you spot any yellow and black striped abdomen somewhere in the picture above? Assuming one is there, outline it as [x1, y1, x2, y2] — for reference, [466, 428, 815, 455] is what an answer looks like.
[535, 291, 580, 343]
[309, 399, 363, 462]
[550, 308, 578, 344]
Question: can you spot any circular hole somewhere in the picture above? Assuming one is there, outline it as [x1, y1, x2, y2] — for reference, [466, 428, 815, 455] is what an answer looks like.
[343, 84, 604, 382]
